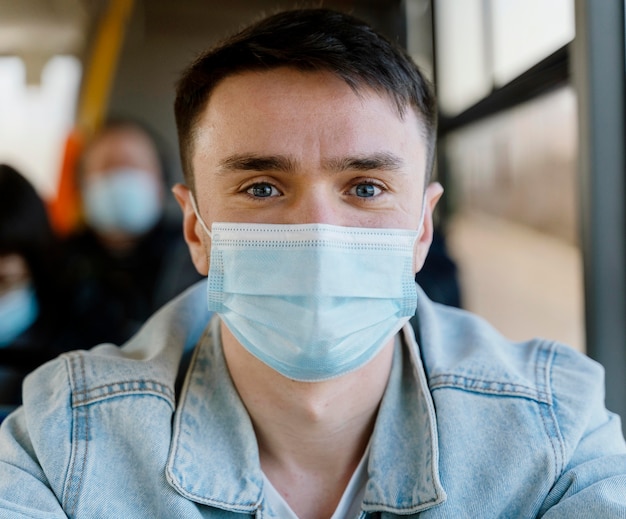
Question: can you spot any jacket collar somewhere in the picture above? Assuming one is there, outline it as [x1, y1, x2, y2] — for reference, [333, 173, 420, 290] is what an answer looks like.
[166, 284, 445, 514]
[363, 324, 446, 514]
[166, 316, 263, 513]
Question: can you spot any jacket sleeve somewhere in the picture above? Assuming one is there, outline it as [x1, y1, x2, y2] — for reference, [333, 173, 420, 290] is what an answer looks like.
[0, 357, 73, 518]
[539, 343, 626, 517]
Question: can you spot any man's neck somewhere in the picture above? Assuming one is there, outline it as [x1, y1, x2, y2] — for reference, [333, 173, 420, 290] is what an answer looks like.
[220, 321, 395, 519]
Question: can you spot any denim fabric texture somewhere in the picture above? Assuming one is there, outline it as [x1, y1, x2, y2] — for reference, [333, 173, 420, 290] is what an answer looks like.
[0, 280, 624, 518]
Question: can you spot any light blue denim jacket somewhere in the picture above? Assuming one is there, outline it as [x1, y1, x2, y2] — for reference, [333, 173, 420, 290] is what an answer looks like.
[0, 280, 625, 518]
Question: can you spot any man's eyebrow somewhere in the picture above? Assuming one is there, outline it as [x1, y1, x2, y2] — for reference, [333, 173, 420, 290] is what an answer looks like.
[323, 152, 404, 172]
[216, 152, 404, 174]
[218, 154, 296, 173]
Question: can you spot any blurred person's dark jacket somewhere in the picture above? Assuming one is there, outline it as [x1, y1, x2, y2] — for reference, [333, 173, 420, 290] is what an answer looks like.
[0, 164, 74, 408]
[62, 217, 202, 348]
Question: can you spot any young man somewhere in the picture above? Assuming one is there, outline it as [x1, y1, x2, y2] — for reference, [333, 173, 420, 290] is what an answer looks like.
[0, 9, 624, 518]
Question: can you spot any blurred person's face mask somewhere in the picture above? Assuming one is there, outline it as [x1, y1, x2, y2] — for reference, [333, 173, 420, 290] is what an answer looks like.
[0, 284, 39, 346]
[190, 195, 422, 382]
[82, 168, 162, 235]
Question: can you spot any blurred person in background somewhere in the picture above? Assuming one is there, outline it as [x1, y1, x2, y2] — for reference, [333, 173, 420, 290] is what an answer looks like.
[0, 164, 70, 409]
[63, 118, 202, 346]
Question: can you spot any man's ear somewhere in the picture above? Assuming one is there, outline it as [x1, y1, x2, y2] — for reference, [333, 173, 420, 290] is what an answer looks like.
[172, 183, 209, 276]
[413, 182, 444, 274]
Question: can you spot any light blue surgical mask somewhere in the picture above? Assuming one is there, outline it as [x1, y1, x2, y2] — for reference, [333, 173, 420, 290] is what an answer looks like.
[82, 167, 162, 235]
[190, 195, 422, 382]
[0, 284, 39, 347]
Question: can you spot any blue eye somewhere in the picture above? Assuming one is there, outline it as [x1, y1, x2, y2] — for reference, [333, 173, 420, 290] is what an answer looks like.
[247, 183, 278, 197]
[355, 184, 375, 197]
[351, 183, 381, 198]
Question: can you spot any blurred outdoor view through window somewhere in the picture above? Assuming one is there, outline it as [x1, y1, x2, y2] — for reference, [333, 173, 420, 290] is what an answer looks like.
[421, 0, 584, 351]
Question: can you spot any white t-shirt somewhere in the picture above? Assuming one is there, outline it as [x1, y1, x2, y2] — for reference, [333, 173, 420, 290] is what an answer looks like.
[261, 445, 369, 519]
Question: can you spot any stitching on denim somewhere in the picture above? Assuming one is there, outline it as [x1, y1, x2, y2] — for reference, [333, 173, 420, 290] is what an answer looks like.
[429, 374, 549, 402]
[72, 379, 175, 408]
[541, 343, 566, 477]
[362, 498, 441, 512]
[75, 388, 175, 408]
[65, 355, 89, 518]
[63, 356, 79, 514]
[535, 344, 559, 481]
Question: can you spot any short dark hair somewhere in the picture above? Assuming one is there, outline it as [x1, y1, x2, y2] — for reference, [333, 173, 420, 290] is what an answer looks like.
[174, 8, 437, 188]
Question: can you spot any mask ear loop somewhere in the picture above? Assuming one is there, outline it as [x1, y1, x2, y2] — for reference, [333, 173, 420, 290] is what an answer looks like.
[189, 191, 213, 238]
[416, 197, 426, 237]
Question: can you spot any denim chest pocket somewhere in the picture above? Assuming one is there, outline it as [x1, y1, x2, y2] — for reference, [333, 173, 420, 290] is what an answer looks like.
[426, 339, 555, 405]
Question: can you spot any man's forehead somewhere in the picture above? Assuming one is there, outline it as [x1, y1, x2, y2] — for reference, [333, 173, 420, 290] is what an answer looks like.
[192, 68, 422, 145]
[199, 67, 413, 121]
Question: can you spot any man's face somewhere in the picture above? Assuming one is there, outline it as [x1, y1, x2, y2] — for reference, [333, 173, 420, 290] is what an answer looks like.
[175, 67, 441, 274]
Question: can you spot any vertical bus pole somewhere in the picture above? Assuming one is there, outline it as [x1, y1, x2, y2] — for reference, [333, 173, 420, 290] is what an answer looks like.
[572, 0, 626, 431]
